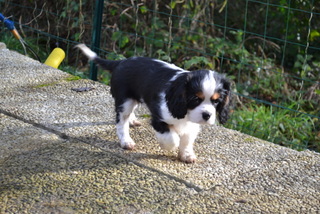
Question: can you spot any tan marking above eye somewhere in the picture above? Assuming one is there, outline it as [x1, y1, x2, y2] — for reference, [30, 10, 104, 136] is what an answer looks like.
[196, 91, 205, 100]
[211, 93, 220, 100]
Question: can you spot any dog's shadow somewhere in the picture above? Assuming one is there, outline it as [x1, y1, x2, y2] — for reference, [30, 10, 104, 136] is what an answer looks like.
[126, 150, 179, 163]
[50, 118, 182, 165]
[94, 137, 180, 164]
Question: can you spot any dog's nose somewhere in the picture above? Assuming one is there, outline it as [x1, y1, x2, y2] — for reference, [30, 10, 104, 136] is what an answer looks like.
[202, 112, 212, 121]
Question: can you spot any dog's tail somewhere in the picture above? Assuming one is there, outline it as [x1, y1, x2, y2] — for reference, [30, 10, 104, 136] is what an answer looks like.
[75, 44, 120, 72]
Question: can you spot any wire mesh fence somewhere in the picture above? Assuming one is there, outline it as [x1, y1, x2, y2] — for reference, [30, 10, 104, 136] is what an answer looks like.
[1, 0, 319, 152]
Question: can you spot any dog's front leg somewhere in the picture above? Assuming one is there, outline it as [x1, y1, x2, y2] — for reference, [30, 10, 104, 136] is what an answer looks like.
[178, 123, 200, 163]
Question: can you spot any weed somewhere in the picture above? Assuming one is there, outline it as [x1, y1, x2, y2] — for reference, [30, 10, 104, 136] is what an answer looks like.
[226, 103, 319, 151]
[0, 32, 47, 61]
[64, 76, 82, 82]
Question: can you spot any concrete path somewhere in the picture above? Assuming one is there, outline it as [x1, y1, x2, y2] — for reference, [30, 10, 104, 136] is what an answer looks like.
[0, 44, 319, 213]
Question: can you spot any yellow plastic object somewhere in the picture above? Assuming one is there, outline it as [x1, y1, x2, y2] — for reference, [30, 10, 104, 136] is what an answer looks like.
[11, 29, 21, 40]
[44, 48, 65, 68]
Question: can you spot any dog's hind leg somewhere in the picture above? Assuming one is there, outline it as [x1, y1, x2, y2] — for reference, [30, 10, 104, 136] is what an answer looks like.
[156, 129, 180, 151]
[152, 119, 180, 151]
[129, 104, 142, 127]
[116, 99, 138, 150]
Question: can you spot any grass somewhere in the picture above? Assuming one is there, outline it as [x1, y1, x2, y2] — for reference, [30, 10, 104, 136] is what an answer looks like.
[226, 103, 319, 151]
[0, 32, 47, 60]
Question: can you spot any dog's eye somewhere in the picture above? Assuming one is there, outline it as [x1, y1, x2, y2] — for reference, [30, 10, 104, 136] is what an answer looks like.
[190, 96, 203, 105]
[195, 96, 203, 103]
[194, 92, 204, 103]
[211, 98, 220, 105]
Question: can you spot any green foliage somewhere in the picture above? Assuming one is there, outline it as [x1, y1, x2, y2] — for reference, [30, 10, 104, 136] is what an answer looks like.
[112, 31, 129, 48]
[226, 104, 319, 151]
[0, 33, 47, 61]
[310, 30, 320, 42]
[293, 54, 314, 78]
[183, 56, 213, 70]
[155, 49, 171, 62]
[60, 65, 88, 79]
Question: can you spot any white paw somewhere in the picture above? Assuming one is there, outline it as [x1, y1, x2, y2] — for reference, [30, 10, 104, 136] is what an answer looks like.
[129, 113, 141, 127]
[120, 138, 136, 150]
[129, 120, 142, 127]
[178, 150, 197, 163]
[156, 131, 180, 151]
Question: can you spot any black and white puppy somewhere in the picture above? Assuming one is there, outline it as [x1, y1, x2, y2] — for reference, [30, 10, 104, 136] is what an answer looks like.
[76, 44, 231, 163]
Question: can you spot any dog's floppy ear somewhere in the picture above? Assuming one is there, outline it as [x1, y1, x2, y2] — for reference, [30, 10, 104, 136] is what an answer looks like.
[217, 78, 231, 124]
[165, 73, 189, 119]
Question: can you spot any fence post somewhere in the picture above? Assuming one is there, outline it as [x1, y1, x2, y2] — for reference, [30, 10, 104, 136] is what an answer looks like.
[89, 0, 104, 81]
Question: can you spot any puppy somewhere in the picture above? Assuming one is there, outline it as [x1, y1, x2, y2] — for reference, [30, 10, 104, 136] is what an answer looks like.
[76, 44, 231, 163]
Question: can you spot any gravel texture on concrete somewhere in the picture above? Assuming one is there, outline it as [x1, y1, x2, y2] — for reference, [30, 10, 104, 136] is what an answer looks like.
[0, 44, 319, 213]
